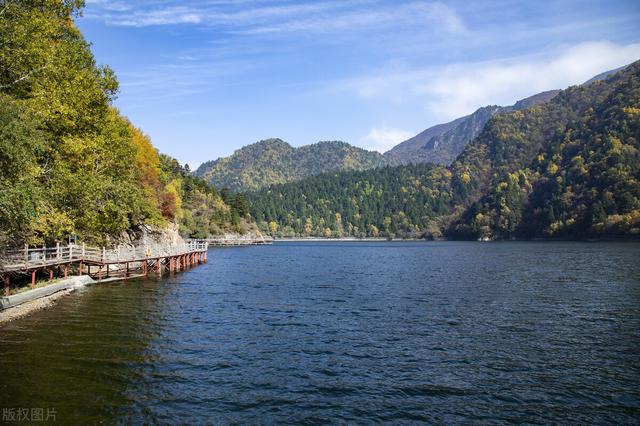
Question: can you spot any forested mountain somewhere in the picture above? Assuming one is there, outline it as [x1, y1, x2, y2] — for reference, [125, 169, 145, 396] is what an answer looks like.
[583, 65, 628, 85]
[0, 1, 248, 247]
[247, 164, 452, 238]
[248, 62, 640, 240]
[197, 68, 622, 195]
[195, 139, 387, 191]
[384, 90, 560, 166]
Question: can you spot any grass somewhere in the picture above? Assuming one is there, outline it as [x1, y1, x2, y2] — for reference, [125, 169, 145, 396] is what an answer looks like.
[8, 277, 65, 296]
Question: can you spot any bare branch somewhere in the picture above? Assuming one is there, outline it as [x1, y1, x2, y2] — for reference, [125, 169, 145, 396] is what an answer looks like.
[0, 0, 14, 17]
[0, 64, 49, 89]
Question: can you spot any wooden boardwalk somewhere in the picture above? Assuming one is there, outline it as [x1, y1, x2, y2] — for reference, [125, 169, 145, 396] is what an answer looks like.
[0, 241, 209, 296]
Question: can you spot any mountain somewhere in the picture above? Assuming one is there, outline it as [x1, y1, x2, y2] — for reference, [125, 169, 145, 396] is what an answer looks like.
[450, 61, 640, 240]
[384, 90, 560, 166]
[247, 61, 640, 240]
[583, 65, 628, 85]
[195, 139, 388, 192]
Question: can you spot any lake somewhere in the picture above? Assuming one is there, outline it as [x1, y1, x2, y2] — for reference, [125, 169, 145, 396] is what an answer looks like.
[0, 241, 639, 423]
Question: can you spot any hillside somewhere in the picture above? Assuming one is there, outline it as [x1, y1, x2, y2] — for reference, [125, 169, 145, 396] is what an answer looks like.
[449, 62, 640, 239]
[195, 139, 388, 192]
[248, 62, 640, 240]
[0, 1, 249, 247]
[385, 90, 560, 166]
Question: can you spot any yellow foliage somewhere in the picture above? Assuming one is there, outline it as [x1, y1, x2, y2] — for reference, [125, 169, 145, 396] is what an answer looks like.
[131, 124, 161, 192]
[547, 162, 559, 174]
[609, 137, 623, 154]
[30, 207, 74, 245]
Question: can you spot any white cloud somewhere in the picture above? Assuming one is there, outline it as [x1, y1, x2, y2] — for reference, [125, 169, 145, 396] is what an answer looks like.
[84, 0, 466, 36]
[241, 2, 466, 35]
[360, 127, 414, 153]
[348, 41, 640, 121]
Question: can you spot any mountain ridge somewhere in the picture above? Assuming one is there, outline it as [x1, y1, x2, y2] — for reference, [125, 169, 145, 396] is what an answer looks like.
[195, 138, 387, 192]
[384, 90, 561, 166]
[195, 65, 631, 193]
[246, 60, 640, 240]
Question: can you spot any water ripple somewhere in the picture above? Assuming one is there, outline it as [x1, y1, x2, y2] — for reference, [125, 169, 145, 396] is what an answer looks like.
[0, 241, 639, 423]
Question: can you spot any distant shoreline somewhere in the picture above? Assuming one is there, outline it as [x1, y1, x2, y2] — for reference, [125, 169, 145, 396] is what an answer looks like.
[275, 237, 387, 242]
[273, 237, 425, 242]
[270, 237, 640, 242]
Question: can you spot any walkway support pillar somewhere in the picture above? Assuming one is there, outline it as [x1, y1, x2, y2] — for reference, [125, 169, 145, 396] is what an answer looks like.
[4, 274, 9, 296]
[31, 270, 36, 289]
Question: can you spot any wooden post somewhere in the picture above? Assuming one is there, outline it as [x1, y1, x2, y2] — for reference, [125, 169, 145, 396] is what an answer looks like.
[82, 243, 86, 259]
[31, 270, 36, 289]
[156, 259, 161, 277]
[125, 262, 129, 279]
[64, 265, 69, 278]
[56, 242, 61, 259]
[49, 269, 53, 284]
[24, 244, 29, 264]
[79, 261, 83, 276]
[4, 274, 9, 296]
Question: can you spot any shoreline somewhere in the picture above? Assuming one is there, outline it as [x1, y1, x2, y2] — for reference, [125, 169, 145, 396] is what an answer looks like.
[0, 274, 143, 326]
[272, 236, 640, 242]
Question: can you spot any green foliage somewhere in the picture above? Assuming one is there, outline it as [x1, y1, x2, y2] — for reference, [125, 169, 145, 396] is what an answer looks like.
[250, 62, 640, 240]
[450, 61, 640, 239]
[196, 138, 389, 192]
[0, 94, 47, 245]
[0, 1, 257, 247]
[247, 164, 453, 238]
[159, 155, 250, 238]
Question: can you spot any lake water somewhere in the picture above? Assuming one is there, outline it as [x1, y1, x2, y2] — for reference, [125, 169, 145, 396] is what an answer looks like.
[0, 242, 639, 424]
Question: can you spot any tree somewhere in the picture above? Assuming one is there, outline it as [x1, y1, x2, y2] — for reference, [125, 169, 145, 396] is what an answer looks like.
[267, 221, 278, 235]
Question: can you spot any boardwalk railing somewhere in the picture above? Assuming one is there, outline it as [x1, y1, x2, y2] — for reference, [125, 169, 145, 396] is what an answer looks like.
[1, 241, 208, 272]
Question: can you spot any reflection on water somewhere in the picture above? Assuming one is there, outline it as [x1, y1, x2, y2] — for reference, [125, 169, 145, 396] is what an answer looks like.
[1, 242, 639, 423]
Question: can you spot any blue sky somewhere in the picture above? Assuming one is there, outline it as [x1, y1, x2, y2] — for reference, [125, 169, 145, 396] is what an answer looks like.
[77, 0, 640, 168]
